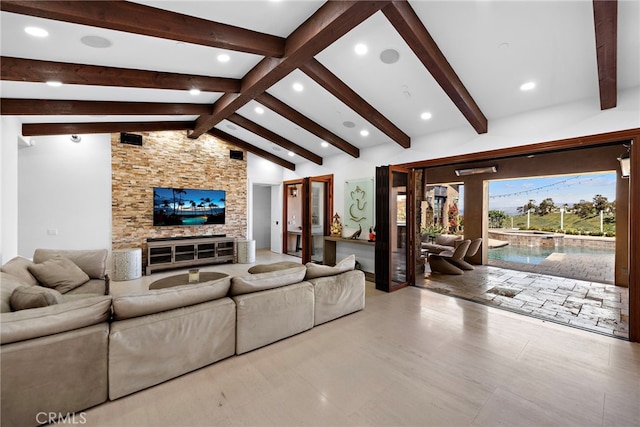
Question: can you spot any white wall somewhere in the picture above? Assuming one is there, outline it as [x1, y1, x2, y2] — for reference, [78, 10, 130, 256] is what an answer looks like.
[2, 87, 638, 262]
[17, 134, 112, 257]
[280, 87, 640, 234]
[1, 117, 21, 263]
[252, 184, 271, 249]
[247, 152, 285, 251]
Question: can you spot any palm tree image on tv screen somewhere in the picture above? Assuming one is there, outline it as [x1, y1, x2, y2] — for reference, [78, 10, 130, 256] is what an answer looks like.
[153, 187, 225, 226]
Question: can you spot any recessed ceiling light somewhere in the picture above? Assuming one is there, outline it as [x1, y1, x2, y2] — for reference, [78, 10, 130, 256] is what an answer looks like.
[420, 112, 432, 120]
[520, 81, 536, 91]
[25, 26, 48, 37]
[321, 141, 329, 148]
[46, 81, 62, 87]
[380, 49, 400, 64]
[80, 35, 112, 48]
[342, 121, 355, 128]
[217, 54, 230, 63]
[189, 88, 201, 95]
[360, 129, 369, 137]
[226, 124, 237, 131]
[287, 151, 295, 157]
[254, 106, 265, 114]
[292, 82, 304, 92]
[354, 43, 368, 55]
[272, 146, 282, 152]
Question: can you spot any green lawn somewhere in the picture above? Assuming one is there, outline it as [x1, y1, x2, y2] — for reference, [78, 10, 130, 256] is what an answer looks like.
[502, 212, 616, 235]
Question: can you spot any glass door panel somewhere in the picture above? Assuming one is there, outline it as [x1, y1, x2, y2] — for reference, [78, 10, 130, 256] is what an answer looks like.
[310, 180, 326, 263]
[284, 181, 303, 257]
[391, 171, 408, 285]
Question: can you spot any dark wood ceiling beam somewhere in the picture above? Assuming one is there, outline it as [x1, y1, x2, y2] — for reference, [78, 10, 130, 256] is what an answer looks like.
[256, 92, 360, 158]
[190, 1, 391, 138]
[228, 113, 322, 165]
[1, 57, 240, 93]
[593, 0, 617, 110]
[21, 121, 194, 137]
[382, 1, 488, 134]
[300, 59, 410, 149]
[0, 1, 285, 57]
[208, 128, 295, 171]
[1, 99, 212, 116]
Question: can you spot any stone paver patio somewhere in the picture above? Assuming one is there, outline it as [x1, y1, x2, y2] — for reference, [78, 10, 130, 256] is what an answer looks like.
[419, 254, 629, 339]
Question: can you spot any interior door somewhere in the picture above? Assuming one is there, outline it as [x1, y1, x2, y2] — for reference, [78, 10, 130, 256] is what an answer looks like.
[375, 165, 415, 291]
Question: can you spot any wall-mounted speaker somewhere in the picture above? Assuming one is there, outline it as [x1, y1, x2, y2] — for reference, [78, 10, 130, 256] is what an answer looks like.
[120, 132, 143, 146]
[230, 150, 244, 160]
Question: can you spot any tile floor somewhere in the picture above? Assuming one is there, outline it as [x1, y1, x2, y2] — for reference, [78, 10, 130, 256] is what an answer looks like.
[420, 263, 629, 339]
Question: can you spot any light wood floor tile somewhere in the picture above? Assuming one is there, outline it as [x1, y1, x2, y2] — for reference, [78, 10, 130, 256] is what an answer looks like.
[76, 251, 639, 427]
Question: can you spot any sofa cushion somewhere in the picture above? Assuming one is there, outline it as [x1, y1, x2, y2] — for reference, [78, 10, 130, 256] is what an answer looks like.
[28, 256, 90, 294]
[1, 256, 38, 287]
[33, 249, 108, 280]
[1, 272, 27, 313]
[247, 261, 301, 274]
[230, 266, 307, 296]
[111, 276, 231, 320]
[64, 278, 107, 296]
[10, 285, 64, 311]
[308, 269, 366, 326]
[0, 295, 112, 344]
[304, 254, 356, 280]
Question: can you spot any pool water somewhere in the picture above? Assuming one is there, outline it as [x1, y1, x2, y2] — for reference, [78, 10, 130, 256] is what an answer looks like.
[488, 245, 614, 265]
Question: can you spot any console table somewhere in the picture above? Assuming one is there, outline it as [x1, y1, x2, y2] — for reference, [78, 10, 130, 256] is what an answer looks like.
[146, 236, 235, 275]
[323, 236, 375, 280]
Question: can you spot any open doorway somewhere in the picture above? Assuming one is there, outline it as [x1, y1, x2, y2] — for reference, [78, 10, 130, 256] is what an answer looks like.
[415, 142, 631, 339]
[487, 172, 617, 284]
[251, 183, 282, 254]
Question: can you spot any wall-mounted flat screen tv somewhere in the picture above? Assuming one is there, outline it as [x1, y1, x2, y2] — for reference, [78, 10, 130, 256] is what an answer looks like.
[153, 187, 225, 226]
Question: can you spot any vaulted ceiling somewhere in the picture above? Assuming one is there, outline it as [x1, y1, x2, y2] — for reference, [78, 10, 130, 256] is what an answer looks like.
[1, 1, 638, 171]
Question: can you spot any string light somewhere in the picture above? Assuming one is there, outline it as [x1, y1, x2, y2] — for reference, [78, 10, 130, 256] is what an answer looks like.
[489, 176, 603, 199]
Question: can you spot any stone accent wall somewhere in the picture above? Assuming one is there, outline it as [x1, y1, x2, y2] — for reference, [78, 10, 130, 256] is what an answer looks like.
[111, 131, 246, 266]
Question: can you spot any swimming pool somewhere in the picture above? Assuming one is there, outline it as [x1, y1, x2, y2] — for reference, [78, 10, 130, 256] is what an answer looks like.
[488, 245, 615, 265]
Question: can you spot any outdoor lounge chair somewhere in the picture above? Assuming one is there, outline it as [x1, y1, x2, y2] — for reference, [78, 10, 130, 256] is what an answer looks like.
[448, 238, 482, 271]
[428, 239, 471, 275]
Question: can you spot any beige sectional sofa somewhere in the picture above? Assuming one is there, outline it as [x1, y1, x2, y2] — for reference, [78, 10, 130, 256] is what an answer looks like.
[1, 249, 111, 427]
[1, 250, 365, 426]
[108, 277, 236, 399]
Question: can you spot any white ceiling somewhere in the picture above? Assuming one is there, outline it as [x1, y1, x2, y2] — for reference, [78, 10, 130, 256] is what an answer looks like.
[1, 0, 638, 167]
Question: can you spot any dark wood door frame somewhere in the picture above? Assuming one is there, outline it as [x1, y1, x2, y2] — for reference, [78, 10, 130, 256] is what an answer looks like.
[302, 174, 334, 263]
[283, 175, 334, 264]
[399, 128, 640, 343]
[282, 179, 303, 257]
[375, 165, 415, 292]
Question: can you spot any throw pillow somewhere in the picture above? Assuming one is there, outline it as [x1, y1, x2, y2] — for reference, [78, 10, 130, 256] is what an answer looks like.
[10, 285, 64, 311]
[28, 256, 90, 294]
[305, 254, 356, 280]
[247, 261, 301, 274]
[230, 266, 307, 296]
[0, 256, 39, 286]
[33, 249, 107, 279]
